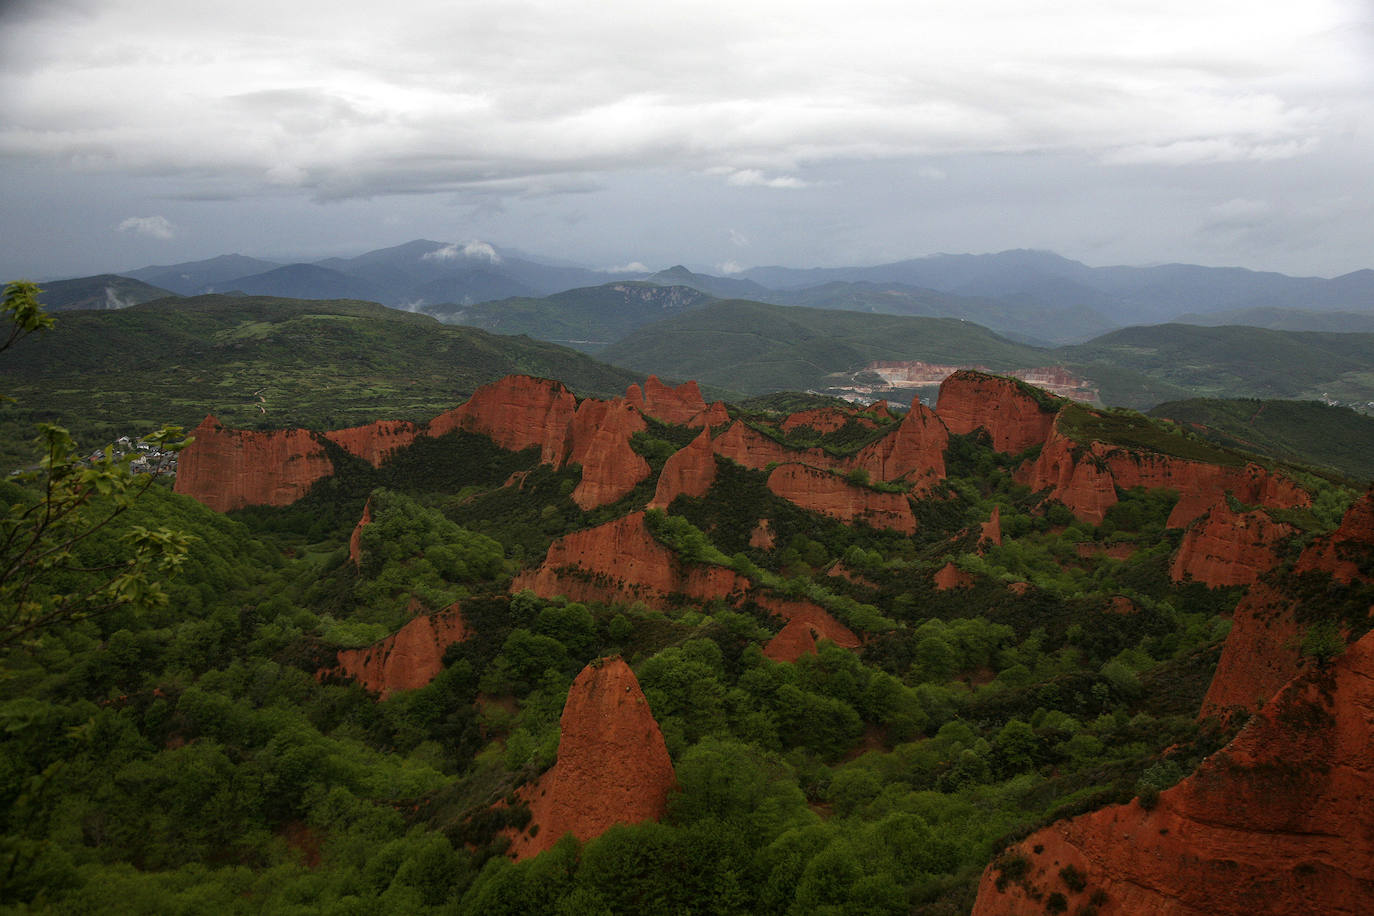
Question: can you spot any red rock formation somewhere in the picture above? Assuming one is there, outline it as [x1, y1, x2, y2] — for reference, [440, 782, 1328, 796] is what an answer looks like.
[780, 407, 873, 435]
[711, 420, 837, 472]
[625, 375, 708, 425]
[848, 401, 948, 488]
[980, 505, 1002, 549]
[329, 605, 468, 698]
[1170, 500, 1296, 587]
[934, 562, 973, 590]
[755, 595, 861, 658]
[323, 420, 421, 467]
[1202, 489, 1374, 717]
[567, 397, 650, 510]
[508, 658, 675, 860]
[1017, 419, 1310, 527]
[971, 628, 1374, 916]
[174, 415, 334, 512]
[749, 519, 776, 550]
[936, 370, 1060, 454]
[688, 401, 731, 430]
[650, 429, 717, 509]
[869, 400, 895, 421]
[349, 498, 372, 567]
[766, 463, 916, 533]
[512, 511, 751, 609]
[427, 375, 578, 466]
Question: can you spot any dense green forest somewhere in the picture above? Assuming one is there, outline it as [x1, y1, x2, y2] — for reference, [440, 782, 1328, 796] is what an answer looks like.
[3, 287, 1368, 914]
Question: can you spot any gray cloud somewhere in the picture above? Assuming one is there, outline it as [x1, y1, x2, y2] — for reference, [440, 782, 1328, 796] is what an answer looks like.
[116, 215, 174, 238]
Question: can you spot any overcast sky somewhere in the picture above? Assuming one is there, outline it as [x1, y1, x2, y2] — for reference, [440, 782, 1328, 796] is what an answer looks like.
[2, 0, 1371, 281]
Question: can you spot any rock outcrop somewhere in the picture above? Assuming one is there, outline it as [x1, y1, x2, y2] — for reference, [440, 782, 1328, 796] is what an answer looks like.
[980, 505, 1002, 549]
[567, 397, 650, 510]
[936, 370, 1059, 454]
[934, 562, 973, 590]
[780, 407, 874, 435]
[348, 498, 372, 567]
[174, 415, 334, 512]
[711, 420, 837, 472]
[757, 596, 861, 663]
[1170, 500, 1296, 587]
[508, 658, 675, 860]
[970, 628, 1374, 916]
[766, 463, 916, 533]
[1018, 419, 1309, 527]
[849, 401, 948, 488]
[650, 429, 717, 509]
[625, 375, 708, 425]
[427, 375, 579, 466]
[512, 511, 751, 609]
[329, 605, 468, 698]
[323, 420, 421, 467]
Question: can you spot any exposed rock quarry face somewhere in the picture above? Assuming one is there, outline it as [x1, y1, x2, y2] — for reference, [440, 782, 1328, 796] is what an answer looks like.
[174, 415, 334, 512]
[1017, 420, 1309, 527]
[650, 430, 717, 509]
[1202, 489, 1374, 718]
[625, 375, 708, 425]
[512, 511, 751, 609]
[508, 658, 676, 860]
[567, 397, 650, 510]
[934, 562, 973, 590]
[323, 420, 421, 467]
[427, 375, 579, 466]
[766, 463, 916, 533]
[848, 402, 948, 489]
[348, 498, 372, 567]
[1170, 500, 1296, 587]
[329, 605, 468, 698]
[936, 370, 1059, 454]
[971, 628, 1374, 916]
[780, 407, 875, 435]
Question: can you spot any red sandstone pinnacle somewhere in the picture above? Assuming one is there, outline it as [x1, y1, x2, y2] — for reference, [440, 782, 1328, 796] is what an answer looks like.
[934, 561, 973, 590]
[766, 463, 916, 533]
[625, 375, 709, 425]
[174, 415, 334, 512]
[348, 498, 373, 567]
[323, 420, 421, 467]
[980, 505, 1002, 549]
[936, 370, 1060, 454]
[427, 375, 579, 466]
[970, 628, 1374, 916]
[1170, 499, 1296, 587]
[329, 605, 468, 698]
[650, 429, 717, 509]
[848, 401, 948, 488]
[508, 658, 676, 860]
[756, 596, 861, 663]
[689, 401, 731, 430]
[568, 397, 651, 510]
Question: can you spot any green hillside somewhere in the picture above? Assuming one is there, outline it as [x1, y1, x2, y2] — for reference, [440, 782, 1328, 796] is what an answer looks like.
[1060, 323, 1374, 405]
[1149, 398, 1374, 483]
[34, 274, 177, 312]
[599, 299, 1047, 394]
[0, 295, 640, 469]
[425, 282, 715, 352]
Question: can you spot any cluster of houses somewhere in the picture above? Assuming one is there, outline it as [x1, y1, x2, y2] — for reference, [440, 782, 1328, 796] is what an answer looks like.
[87, 435, 179, 476]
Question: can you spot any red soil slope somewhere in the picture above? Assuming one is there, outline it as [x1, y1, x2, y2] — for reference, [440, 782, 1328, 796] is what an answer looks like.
[508, 658, 675, 860]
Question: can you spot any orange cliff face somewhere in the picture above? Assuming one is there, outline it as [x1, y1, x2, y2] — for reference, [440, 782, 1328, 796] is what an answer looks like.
[650, 429, 717, 509]
[757, 595, 861, 663]
[348, 498, 372, 567]
[1170, 500, 1296, 587]
[567, 397, 650, 510]
[323, 420, 421, 467]
[326, 605, 469, 698]
[508, 658, 676, 860]
[711, 420, 839, 472]
[427, 375, 579, 466]
[512, 511, 751, 609]
[1017, 417, 1309, 527]
[780, 406, 876, 435]
[848, 401, 948, 489]
[936, 370, 1059, 454]
[1202, 488, 1374, 718]
[766, 463, 916, 533]
[625, 375, 708, 425]
[971, 627, 1374, 916]
[173, 415, 334, 512]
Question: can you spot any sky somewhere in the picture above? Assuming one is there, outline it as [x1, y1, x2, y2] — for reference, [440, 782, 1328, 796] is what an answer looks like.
[2, 0, 1371, 281]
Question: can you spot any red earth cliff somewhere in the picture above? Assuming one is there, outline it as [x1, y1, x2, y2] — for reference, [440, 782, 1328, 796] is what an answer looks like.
[1170, 500, 1296, 587]
[567, 397, 650, 510]
[934, 562, 973, 590]
[936, 370, 1059, 454]
[848, 401, 948, 489]
[980, 505, 1002, 549]
[328, 605, 468, 698]
[512, 511, 751, 609]
[348, 498, 372, 567]
[174, 415, 334, 512]
[971, 627, 1374, 916]
[650, 429, 717, 509]
[508, 658, 676, 860]
[1202, 488, 1374, 718]
[323, 420, 421, 467]
[766, 463, 916, 533]
[757, 596, 861, 663]
[780, 406, 876, 435]
[711, 420, 839, 472]
[427, 375, 579, 466]
[625, 375, 708, 425]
